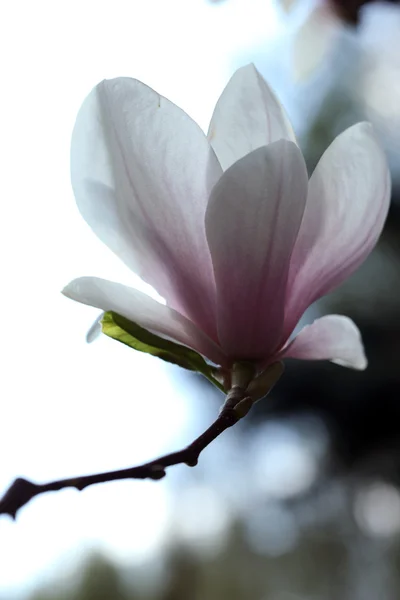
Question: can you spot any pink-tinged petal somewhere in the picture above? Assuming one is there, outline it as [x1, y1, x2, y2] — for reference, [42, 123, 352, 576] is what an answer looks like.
[71, 78, 223, 340]
[281, 315, 367, 370]
[207, 64, 296, 171]
[205, 141, 308, 360]
[285, 123, 390, 336]
[62, 277, 228, 367]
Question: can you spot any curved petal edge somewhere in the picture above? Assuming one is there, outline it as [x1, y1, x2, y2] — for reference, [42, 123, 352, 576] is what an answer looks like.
[285, 122, 391, 337]
[208, 64, 297, 170]
[280, 314, 367, 370]
[62, 276, 228, 368]
[71, 77, 222, 338]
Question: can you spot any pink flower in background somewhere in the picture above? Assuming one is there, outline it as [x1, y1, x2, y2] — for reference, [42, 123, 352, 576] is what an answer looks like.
[63, 65, 390, 373]
[282, 0, 400, 25]
[284, 0, 400, 80]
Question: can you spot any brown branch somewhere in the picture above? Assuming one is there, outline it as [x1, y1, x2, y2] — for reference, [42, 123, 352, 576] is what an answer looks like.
[0, 389, 253, 519]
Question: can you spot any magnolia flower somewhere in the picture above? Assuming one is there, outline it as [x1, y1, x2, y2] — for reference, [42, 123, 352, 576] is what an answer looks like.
[63, 65, 390, 380]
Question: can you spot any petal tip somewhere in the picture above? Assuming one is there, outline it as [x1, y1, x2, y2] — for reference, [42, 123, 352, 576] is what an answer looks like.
[333, 316, 368, 371]
[61, 277, 90, 301]
[333, 353, 368, 371]
[357, 356, 368, 371]
[241, 62, 258, 74]
[353, 347, 368, 371]
[345, 121, 377, 142]
[61, 282, 74, 299]
[282, 315, 369, 371]
[86, 313, 104, 343]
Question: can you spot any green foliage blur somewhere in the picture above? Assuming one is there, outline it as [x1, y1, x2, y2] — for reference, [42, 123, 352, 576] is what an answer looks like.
[26, 514, 400, 600]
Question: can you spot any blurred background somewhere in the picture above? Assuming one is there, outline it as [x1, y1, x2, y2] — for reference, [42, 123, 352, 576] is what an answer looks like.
[1, 0, 400, 598]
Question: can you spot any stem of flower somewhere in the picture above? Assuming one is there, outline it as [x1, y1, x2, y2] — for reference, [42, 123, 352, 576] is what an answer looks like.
[0, 389, 252, 519]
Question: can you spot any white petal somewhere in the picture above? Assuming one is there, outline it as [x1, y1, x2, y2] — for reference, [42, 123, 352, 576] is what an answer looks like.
[281, 315, 367, 370]
[285, 123, 390, 335]
[62, 277, 228, 367]
[205, 141, 308, 360]
[71, 77, 223, 339]
[86, 312, 104, 343]
[208, 64, 296, 171]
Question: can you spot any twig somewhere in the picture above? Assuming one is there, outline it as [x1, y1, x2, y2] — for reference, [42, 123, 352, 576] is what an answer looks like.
[0, 387, 253, 519]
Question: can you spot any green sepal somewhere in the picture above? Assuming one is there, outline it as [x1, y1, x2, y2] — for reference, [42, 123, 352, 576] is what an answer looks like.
[101, 311, 224, 391]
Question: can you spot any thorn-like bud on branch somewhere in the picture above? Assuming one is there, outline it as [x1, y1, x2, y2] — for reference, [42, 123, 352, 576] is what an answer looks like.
[222, 386, 245, 411]
[74, 481, 89, 492]
[0, 375, 256, 517]
[233, 396, 253, 419]
[149, 466, 167, 479]
[246, 361, 284, 401]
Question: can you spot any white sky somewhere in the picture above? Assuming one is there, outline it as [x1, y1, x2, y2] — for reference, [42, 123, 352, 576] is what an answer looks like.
[0, 0, 284, 596]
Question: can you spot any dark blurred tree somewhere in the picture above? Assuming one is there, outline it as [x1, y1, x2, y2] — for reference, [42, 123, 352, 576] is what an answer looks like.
[26, 517, 400, 600]
[29, 554, 132, 600]
[74, 554, 131, 600]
